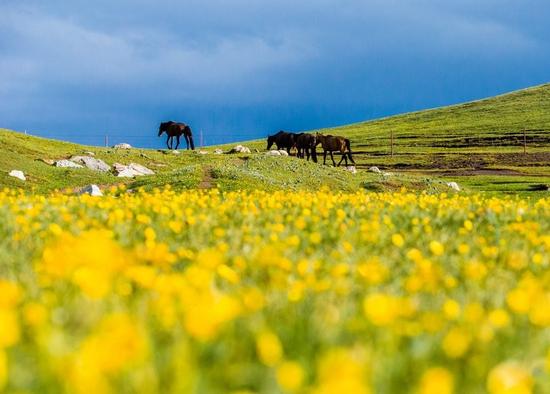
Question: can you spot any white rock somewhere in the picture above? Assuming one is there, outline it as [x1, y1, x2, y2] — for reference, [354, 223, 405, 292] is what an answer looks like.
[446, 182, 461, 191]
[369, 166, 381, 174]
[78, 184, 103, 196]
[113, 162, 154, 178]
[278, 150, 289, 156]
[266, 150, 281, 156]
[84, 151, 95, 156]
[382, 172, 394, 177]
[172, 150, 181, 155]
[70, 156, 110, 172]
[229, 145, 251, 154]
[345, 166, 357, 174]
[9, 170, 26, 181]
[214, 149, 224, 154]
[55, 160, 83, 168]
[197, 150, 209, 155]
[113, 143, 132, 149]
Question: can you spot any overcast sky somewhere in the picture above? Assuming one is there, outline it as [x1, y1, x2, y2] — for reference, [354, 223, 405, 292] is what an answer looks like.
[1, 0, 550, 147]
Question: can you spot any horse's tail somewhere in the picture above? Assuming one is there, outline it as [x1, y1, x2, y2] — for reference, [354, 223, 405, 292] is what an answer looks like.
[345, 139, 355, 164]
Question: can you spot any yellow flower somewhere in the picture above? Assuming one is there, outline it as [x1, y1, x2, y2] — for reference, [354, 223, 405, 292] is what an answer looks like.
[488, 309, 511, 328]
[23, 302, 48, 327]
[276, 361, 304, 392]
[256, 330, 283, 367]
[217, 264, 240, 284]
[0, 281, 21, 309]
[443, 299, 461, 320]
[429, 241, 444, 256]
[0, 349, 6, 391]
[363, 293, 399, 326]
[392, 233, 405, 248]
[0, 310, 20, 348]
[418, 367, 454, 394]
[313, 347, 370, 394]
[487, 361, 533, 394]
[442, 327, 471, 359]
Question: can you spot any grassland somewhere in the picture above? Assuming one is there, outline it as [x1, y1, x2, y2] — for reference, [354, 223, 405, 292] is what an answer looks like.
[238, 83, 550, 194]
[1, 83, 550, 195]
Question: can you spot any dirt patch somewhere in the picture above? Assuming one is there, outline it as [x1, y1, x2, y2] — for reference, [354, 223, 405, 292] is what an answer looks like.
[436, 168, 528, 177]
[198, 167, 215, 189]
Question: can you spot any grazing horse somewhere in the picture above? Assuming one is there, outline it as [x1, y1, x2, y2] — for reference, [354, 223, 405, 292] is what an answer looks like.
[315, 133, 355, 166]
[158, 121, 195, 150]
[295, 133, 318, 163]
[266, 131, 297, 154]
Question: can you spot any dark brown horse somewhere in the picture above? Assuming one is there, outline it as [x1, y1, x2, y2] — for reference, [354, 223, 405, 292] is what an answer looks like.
[158, 121, 195, 150]
[315, 133, 355, 166]
[266, 131, 297, 154]
[296, 133, 318, 163]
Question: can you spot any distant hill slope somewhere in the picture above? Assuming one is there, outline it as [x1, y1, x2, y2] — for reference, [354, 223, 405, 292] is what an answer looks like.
[329, 83, 550, 152]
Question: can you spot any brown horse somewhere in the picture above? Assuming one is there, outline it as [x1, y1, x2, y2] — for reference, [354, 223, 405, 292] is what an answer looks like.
[315, 133, 355, 166]
[158, 121, 195, 150]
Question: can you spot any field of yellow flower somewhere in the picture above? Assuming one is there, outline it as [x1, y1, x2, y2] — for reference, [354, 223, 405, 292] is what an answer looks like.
[0, 186, 549, 393]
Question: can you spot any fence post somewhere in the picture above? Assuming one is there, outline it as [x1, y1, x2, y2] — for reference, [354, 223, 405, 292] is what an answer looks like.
[390, 130, 394, 157]
[105, 135, 109, 148]
[523, 129, 527, 154]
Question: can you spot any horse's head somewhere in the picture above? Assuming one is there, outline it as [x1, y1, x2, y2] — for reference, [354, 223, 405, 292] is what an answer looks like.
[267, 135, 275, 150]
[158, 122, 169, 136]
[315, 132, 324, 145]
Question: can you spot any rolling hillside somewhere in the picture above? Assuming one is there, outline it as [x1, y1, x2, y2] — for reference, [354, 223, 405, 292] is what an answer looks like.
[1, 83, 550, 194]
[237, 83, 550, 192]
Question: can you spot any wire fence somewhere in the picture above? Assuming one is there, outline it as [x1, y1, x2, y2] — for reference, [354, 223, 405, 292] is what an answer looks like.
[19, 128, 550, 155]
[23, 130, 263, 149]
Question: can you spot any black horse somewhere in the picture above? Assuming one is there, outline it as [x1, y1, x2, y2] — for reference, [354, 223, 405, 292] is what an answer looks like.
[296, 133, 318, 163]
[266, 131, 297, 154]
[158, 121, 195, 150]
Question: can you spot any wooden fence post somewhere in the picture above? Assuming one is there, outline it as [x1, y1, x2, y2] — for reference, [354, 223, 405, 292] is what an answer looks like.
[105, 135, 109, 147]
[390, 130, 394, 157]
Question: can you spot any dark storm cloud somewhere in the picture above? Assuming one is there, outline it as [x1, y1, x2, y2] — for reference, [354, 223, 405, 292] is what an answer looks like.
[1, 0, 549, 146]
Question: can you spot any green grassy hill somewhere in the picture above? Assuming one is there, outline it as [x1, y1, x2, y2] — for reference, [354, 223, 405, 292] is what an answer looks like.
[2, 83, 550, 195]
[1, 129, 407, 194]
[241, 83, 550, 193]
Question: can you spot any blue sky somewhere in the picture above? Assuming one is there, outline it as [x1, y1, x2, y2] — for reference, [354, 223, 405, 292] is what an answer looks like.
[1, 0, 550, 147]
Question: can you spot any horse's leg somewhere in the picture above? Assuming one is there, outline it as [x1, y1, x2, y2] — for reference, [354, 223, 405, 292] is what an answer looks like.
[184, 135, 189, 150]
[167, 135, 172, 149]
[323, 150, 327, 165]
[337, 153, 345, 167]
[175, 135, 180, 150]
[330, 151, 336, 166]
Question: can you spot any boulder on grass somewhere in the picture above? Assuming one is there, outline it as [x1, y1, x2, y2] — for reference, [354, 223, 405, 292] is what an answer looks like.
[369, 166, 381, 174]
[266, 150, 281, 156]
[78, 184, 103, 196]
[9, 170, 26, 181]
[113, 143, 132, 149]
[345, 166, 357, 174]
[113, 163, 155, 178]
[214, 149, 224, 154]
[229, 145, 251, 154]
[55, 160, 83, 168]
[70, 156, 110, 172]
[278, 150, 289, 156]
[446, 182, 461, 191]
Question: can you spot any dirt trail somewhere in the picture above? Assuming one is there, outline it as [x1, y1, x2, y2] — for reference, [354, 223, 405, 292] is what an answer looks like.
[198, 166, 215, 189]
